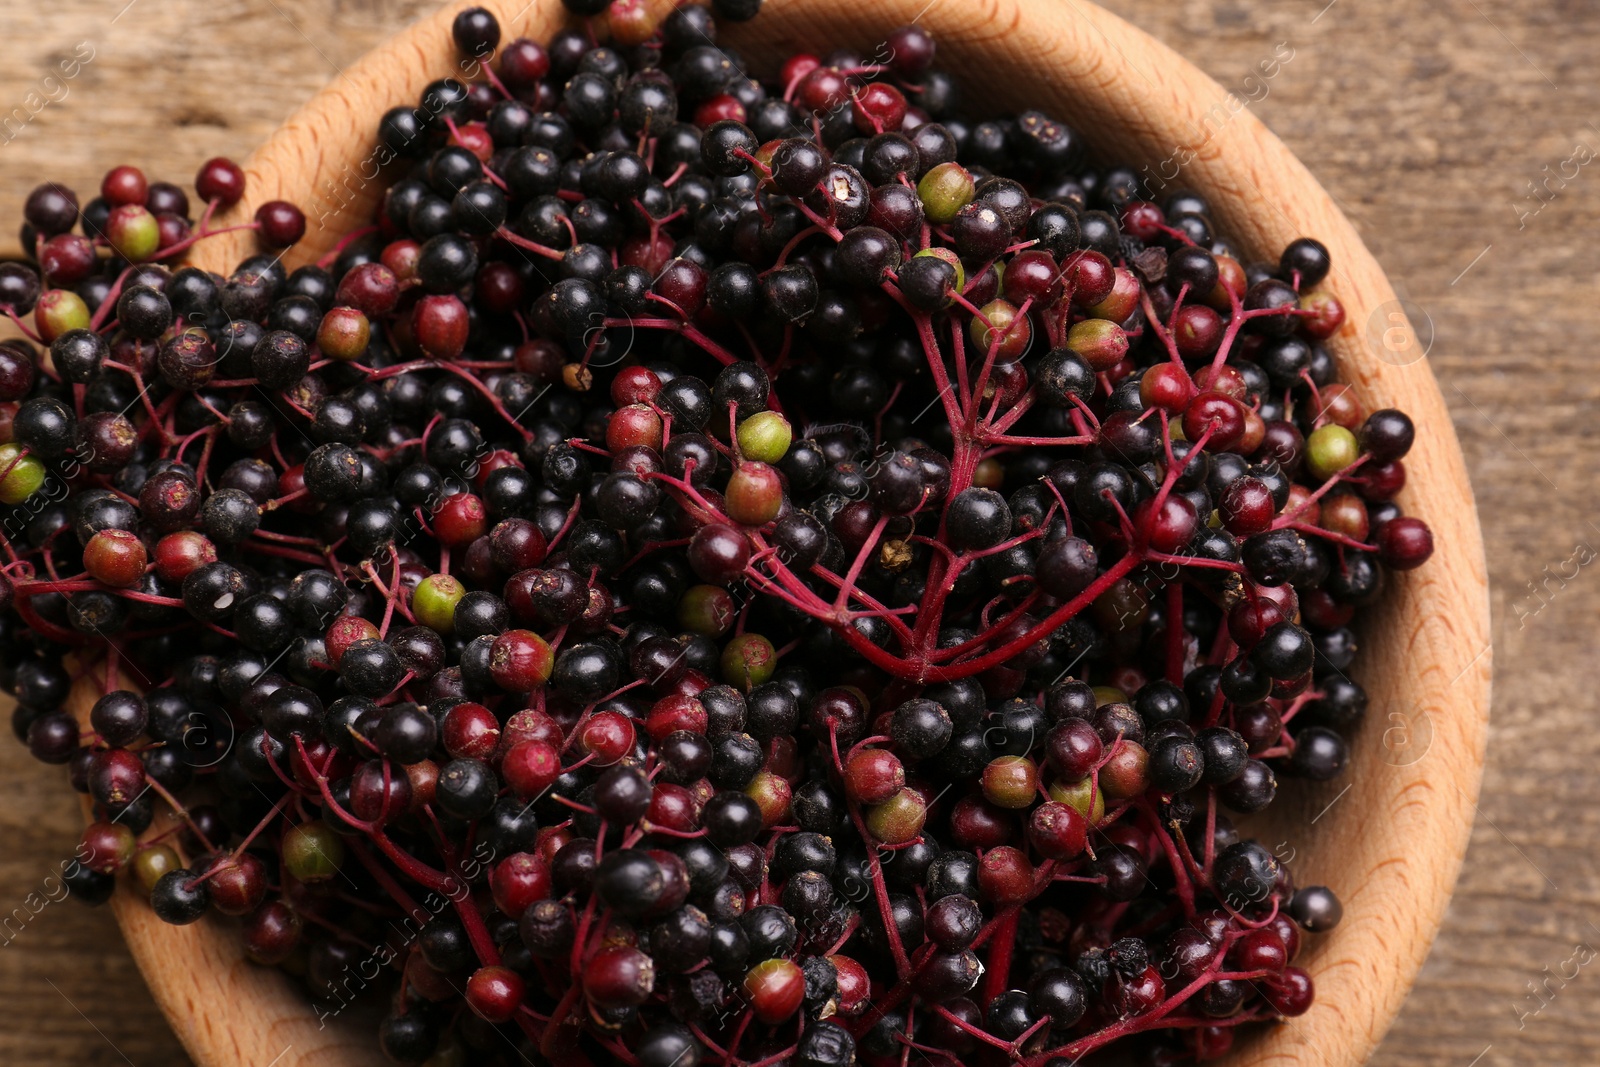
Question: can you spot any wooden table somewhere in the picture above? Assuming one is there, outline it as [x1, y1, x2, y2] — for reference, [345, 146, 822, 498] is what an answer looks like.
[0, 0, 1586, 1063]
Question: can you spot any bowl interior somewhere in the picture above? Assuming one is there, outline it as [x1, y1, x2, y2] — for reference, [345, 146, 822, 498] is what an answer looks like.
[93, 1, 1490, 1064]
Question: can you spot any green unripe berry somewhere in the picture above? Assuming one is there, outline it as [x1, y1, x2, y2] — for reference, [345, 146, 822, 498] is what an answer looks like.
[1306, 424, 1360, 481]
[0, 444, 47, 505]
[412, 573, 466, 633]
[981, 755, 1040, 809]
[134, 844, 182, 894]
[1066, 318, 1129, 372]
[917, 162, 975, 224]
[34, 289, 90, 342]
[282, 822, 346, 883]
[317, 306, 371, 362]
[679, 584, 736, 637]
[106, 204, 161, 262]
[1048, 775, 1106, 823]
[721, 632, 776, 690]
[865, 787, 928, 845]
[736, 411, 791, 464]
[1093, 685, 1127, 708]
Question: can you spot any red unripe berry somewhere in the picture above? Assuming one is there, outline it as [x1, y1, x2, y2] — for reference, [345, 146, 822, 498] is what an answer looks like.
[606, 403, 664, 452]
[471, 450, 522, 493]
[1193, 364, 1248, 400]
[475, 261, 524, 314]
[978, 845, 1035, 905]
[490, 853, 552, 918]
[101, 165, 148, 207]
[747, 770, 793, 828]
[451, 121, 494, 161]
[844, 747, 904, 804]
[1208, 253, 1248, 308]
[1134, 493, 1199, 553]
[1300, 290, 1346, 339]
[204, 852, 268, 916]
[325, 615, 380, 666]
[1138, 362, 1194, 413]
[90, 748, 145, 807]
[1028, 801, 1089, 860]
[434, 492, 487, 546]
[645, 694, 707, 740]
[579, 710, 636, 765]
[83, 529, 147, 588]
[490, 629, 554, 691]
[694, 94, 746, 126]
[1063, 250, 1115, 307]
[687, 522, 751, 584]
[39, 234, 95, 286]
[487, 518, 546, 573]
[332, 263, 398, 321]
[1284, 483, 1319, 526]
[502, 740, 562, 799]
[654, 258, 708, 318]
[829, 953, 871, 1016]
[1376, 516, 1433, 570]
[610, 365, 662, 406]
[1315, 382, 1365, 429]
[350, 759, 413, 824]
[155, 213, 190, 251]
[413, 294, 469, 359]
[796, 66, 849, 113]
[1319, 492, 1370, 541]
[1088, 267, 1143, 322]
[1301, 587, 1355, 630]
[1228, 927, 1288, 974]
[1262, 967, 1315, 1016]
[195, 157, 246, 206]
[780, 53, 821, 88]
[382, 239, 421, 283]
[645, 782, 700, 832]
[744, 958, 805, 1023]
[1002, 250, 1060, 305]
[1109, 965, 1167, 1017]
[1173, 304, 1223, 358]
[1100, 741, 1150, 799]
[442, 702, 500, 760]
[466, 965, 526, 1023]
[852, 82, 907, 133]
[1360, 459, 1406, 501]
[949, 793, 1015, 849]
[1046, 719, 1103, 780]
[498, 38, 550, 87]
[1227, 595, 1285, 648]
[503, 710, 563, 749]
[724, 462, 783, 526]
[1120, 200, 1165, 241]
[81, 821, 137, 874]
[1183, 390, 1247, 452]
[255, 200, 306, 246]
[1219, 475, 1276, 536]
[514, 339, 565, 382]
[585, 945, 655, 1009]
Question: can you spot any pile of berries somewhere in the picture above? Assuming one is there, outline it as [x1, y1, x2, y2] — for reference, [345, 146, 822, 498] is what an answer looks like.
[3, 1, 1430, 1064]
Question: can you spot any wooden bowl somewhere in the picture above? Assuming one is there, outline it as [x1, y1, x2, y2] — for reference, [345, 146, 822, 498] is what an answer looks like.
[72, 0, 1491, 1064]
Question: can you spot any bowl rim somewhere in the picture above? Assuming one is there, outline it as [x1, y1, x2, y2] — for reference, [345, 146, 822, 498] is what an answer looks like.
[88, 2, 1490, 1065]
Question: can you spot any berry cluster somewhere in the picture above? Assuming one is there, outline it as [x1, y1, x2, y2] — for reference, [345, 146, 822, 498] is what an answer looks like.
[3, 1, 1429, 1065]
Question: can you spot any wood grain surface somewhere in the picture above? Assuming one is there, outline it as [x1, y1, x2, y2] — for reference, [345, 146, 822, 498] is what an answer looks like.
[0, 1, 1576, 1065]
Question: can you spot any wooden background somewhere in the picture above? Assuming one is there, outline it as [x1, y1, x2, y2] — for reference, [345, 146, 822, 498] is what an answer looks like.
[0, 0, 1590, 1063]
